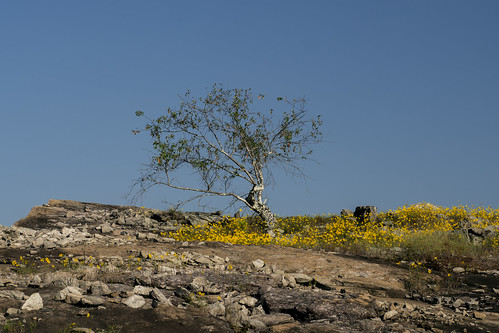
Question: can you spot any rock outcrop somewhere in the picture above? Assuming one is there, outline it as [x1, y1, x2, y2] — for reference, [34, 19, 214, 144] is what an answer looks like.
[0, 200, 498, 332]
[1, 199, 222, 249]
[14, 199, 222, 230]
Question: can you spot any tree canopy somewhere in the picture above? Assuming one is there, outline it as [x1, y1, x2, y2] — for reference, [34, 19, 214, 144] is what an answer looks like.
[132, 85, 322, 236]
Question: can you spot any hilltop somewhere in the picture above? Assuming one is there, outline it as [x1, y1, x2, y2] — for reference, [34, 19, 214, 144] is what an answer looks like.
[0, 200, 498, 332]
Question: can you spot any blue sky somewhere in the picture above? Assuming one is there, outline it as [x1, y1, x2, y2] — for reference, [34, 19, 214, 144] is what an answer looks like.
[1, 1, 498, 226]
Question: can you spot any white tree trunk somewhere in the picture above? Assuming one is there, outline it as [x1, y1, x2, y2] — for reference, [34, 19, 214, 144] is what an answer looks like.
[258, 205, 277, 237]
[246, 185, 277, 237]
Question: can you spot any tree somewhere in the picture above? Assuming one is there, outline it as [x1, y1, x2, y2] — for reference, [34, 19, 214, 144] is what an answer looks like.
[132, 85, 322, 237]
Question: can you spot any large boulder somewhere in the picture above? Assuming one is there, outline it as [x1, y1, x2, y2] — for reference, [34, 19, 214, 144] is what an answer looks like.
[260, 287, 377, 324]
[354, 206, 378, 224]
[21, 293, 43, 312]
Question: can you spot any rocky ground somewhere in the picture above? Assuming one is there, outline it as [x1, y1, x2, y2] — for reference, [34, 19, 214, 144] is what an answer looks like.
[0, 200, 498, 333]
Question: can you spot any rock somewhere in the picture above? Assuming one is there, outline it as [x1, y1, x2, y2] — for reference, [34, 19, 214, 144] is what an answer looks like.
[204, 284, 221, 294]
[251, 313, 294, 326]
[281, 274, 296, 288]
[123, 295, 146, 308]
[174, 286, 192, 302]
[90, 281, 112, 296]
[151, 288, 173, 308]
[146, 233, 158, 241]
[100, 223, 113, 233]
[14, 206, 67, 229]
[43, 240, 57, 249]
[56, 239, 71, 247]
[133, 285, 153, 296]
[473, 311, 486, 319]
[452, 298, 465, 309]
[340, 209, 354, 217]
[252, 259, 265, 269]
[191, 276, 210, 292]
[80, 295, 105, 307]
[137, 232, 147, 240]
[251, 305, 266, 316]
[21, 292, 43, 311]
[354, 206, 378, 223]
[79, 281, 92, 293]
[61, 227, 74, 237]
[383, 310, 399, 321]
[403, 302, 415, 312]
[156, 265, 177, 274]
[261, 287, 377, 322]
[207, 302, 226, 317]
[210, 255, 225, 265]
[225, 302, 249, 328]
[66, 293, 83, 305]
[72, 328, 95, 333]
[55, 286, 84, 301]
[289, 273, 313, 285]
[6, 308, 19, 316]
[413, 202, 440, 210]
[190, 276, 220, 294]
[314, 277, 335, 290]
[247, 318, 267, 330]
[0, 290, 26, 300]
[239, 296, 258, 307]
[28, 274, 43, 288]
[184, 211, 223, 227]
[453, 267, 465, 274]
[193, 255, 212, 265]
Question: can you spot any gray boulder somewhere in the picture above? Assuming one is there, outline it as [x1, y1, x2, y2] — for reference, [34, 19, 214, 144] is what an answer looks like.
[90, 281, 112, 296]
[123, 295, 146, 308]
[151, 288, 173, 307]
[21, 292, 43, 312]
[260, 287, 377, 323]
[80, 295, 105, 307]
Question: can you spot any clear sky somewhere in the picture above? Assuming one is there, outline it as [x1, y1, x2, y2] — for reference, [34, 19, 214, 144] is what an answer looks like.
[1, 1, 498, 226]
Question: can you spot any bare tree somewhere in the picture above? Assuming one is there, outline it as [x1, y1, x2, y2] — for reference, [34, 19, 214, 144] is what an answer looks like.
[132, 85, 322, 236]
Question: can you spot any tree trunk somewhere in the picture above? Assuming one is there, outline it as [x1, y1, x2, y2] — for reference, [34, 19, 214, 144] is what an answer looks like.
[246, 185, 277, 237]
[257, 205, 277, 237]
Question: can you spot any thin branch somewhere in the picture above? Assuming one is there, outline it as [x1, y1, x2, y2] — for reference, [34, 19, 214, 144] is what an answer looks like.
[142, 177, 250, 206]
